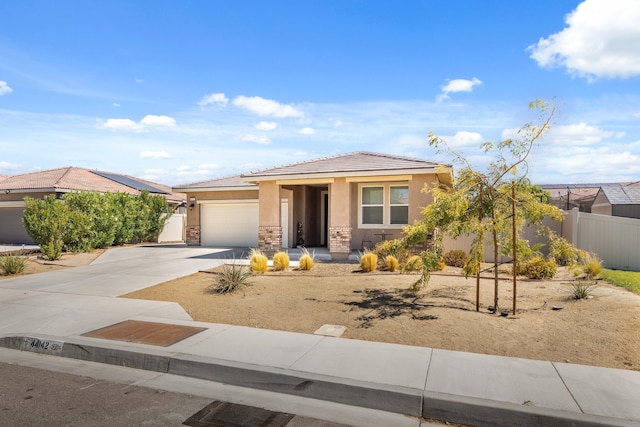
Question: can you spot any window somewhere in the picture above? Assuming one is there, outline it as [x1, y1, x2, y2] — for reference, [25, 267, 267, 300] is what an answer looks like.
[359, 184, 409, 227]
[362, 186, 384, 224]
[390, 185, 409, 224]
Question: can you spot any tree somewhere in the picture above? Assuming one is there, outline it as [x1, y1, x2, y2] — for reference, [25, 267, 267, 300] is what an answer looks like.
[411, 100, 563, 313]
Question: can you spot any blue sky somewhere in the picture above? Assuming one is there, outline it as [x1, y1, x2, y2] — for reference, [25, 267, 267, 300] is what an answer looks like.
[1, 0, 639, 186]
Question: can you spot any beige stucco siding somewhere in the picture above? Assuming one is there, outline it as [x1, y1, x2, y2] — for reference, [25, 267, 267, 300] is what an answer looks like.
[185, 190, 258, 227]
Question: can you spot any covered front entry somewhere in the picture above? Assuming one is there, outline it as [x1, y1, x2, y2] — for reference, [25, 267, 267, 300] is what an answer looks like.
[200, 200, 288, 248]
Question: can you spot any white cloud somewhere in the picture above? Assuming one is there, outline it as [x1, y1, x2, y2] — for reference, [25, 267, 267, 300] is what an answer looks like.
[441, 131, 484, 148]
[242, 134, 271, 144]
[437, 78, 482, 101]
[113, 103, 120, 108]
[198, 92, 229, 107]
[97, 118, 142, 132]
[97, 114, 176, 132]
[135, 78, 144, 83]
[298, 127, 315, 135]
[0, 81, 13, 95]
[255, 121, 277, 130]
[333, 119, 343, 127]
[140, 114, 176, 127]
[528, 0, 640, 79]
[547, 122, 614, 146]
[233, 95, 304, 118]
[177, 165, 190, 171]
[139, 151, 171, 159]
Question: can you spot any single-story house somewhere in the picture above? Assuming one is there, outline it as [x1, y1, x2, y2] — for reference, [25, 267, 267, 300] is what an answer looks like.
[173, 152, 452, 259]
[0, 167, 185, 244]
[591, 183, 640, 219]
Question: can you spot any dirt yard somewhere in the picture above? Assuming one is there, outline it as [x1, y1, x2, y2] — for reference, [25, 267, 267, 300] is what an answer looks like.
[0, 250, 104, 279]
[124, 261, 640, 372]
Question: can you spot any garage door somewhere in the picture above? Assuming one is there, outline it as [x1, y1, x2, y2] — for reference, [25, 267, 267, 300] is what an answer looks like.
[201, 202, 259, 247]
[200, 201, 288, 248]
[0, 206, 35, 244]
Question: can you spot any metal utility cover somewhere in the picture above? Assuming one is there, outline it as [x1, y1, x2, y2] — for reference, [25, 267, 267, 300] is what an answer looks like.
[83, 320, 206, 347]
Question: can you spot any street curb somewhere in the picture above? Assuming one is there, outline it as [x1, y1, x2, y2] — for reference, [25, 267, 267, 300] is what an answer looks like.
[1, 335, 636, 427]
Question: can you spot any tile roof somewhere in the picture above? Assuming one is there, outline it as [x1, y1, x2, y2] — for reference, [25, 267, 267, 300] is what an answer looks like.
[0, 167, 184, 203]
[599, 184, 640, 205]
[173, 174, 258, 191]
[241, 152, 447, 179]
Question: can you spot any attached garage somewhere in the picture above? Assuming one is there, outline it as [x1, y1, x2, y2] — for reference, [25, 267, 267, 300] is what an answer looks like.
[0, 203, 34, 244]
[200, 200, 288, 248]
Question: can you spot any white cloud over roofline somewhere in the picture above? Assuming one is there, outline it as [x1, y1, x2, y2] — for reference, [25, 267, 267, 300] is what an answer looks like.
[528, 0, 640, 79]
[233, 95, 304, 118]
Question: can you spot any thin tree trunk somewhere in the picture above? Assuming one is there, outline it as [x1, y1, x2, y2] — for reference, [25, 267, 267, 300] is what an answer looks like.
[493, 226, 499, 313]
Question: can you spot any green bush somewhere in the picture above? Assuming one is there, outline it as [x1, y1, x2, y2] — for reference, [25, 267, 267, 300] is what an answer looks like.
[518, 256, 557, 279]
[0, 252, 27, 275]
[209, 263, 251, 294]
[374, 238, 410, 265]
[402, 255, 423, 272]
[549, 236, 577, 266]
[22, 191, 171, 256]
[443, 249, 468, 268]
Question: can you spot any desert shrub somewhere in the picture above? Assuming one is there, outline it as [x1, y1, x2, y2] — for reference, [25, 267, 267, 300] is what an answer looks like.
[360, 251, 378, 272]
[385, 255, 399, 272]
[298, 248, 314, 271]
[408, 251, 441, 293]
[549, 235, 577, 266]
[442, 249, 468, 268]
[209, 263, 251, 294]
[518, 255, 557, 279]
[249, 248, 268, 274]
[0, 252, 27, 275]
[580, 253, 602, 280]
[570, 281, 596, 299]
[374, 238, 410, 265]
[402, 255, 423, 272]
[273, 251, 290, 271]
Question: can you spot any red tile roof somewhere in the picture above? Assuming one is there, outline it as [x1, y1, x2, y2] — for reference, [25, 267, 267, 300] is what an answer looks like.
[0, 167, 184, 203]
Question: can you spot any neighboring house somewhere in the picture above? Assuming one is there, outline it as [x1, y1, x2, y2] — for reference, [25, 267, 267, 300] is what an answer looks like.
[0, 167, 185, 244]
[540, 183, 606, 213]
[173, 152, 452, 259]
[591, 184, 640, 219]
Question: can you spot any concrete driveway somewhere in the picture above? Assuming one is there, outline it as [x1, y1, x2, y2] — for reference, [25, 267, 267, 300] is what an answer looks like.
[0, 244, 234, 337]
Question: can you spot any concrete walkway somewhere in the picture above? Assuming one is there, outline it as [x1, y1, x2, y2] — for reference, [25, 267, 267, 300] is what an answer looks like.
[1, 245, 639, 427]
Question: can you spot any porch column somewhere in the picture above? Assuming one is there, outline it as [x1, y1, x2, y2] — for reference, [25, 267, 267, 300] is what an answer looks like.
[328, 177, 352, 260]
[258, 181, 282, 254]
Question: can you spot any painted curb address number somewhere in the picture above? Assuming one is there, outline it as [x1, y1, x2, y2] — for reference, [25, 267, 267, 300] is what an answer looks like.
[23, 337, 64, 355]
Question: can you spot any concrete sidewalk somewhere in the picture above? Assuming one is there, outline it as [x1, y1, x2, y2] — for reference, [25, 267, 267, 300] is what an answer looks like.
[1, 245, 639, 426]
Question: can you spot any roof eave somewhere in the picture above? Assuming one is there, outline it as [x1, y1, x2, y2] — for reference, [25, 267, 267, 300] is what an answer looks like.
[173, 185, 258, 192]
[241, 167, 443, 183]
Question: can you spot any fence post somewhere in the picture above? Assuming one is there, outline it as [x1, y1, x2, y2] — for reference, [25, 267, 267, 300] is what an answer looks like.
[571, 208, 579, 247]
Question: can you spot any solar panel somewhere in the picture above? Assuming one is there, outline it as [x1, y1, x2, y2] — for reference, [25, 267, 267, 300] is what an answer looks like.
[92, 171, 169, 194]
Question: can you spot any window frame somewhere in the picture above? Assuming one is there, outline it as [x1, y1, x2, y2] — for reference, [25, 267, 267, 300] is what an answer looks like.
[358, 183, 409, 228]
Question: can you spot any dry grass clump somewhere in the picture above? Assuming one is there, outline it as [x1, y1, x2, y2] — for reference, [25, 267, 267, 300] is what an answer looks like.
[385, 255, 399, 272]
[360, 251, 378, 272]
[249, 248, 268, 274]
[273, 251, 290, 271]
[298, 248, 314, 271]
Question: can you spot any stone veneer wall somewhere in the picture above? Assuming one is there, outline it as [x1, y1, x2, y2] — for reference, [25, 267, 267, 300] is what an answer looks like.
[186, 225, 200, 246]
[329, 226, 352, 255]
[258, 226, 282, 254]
